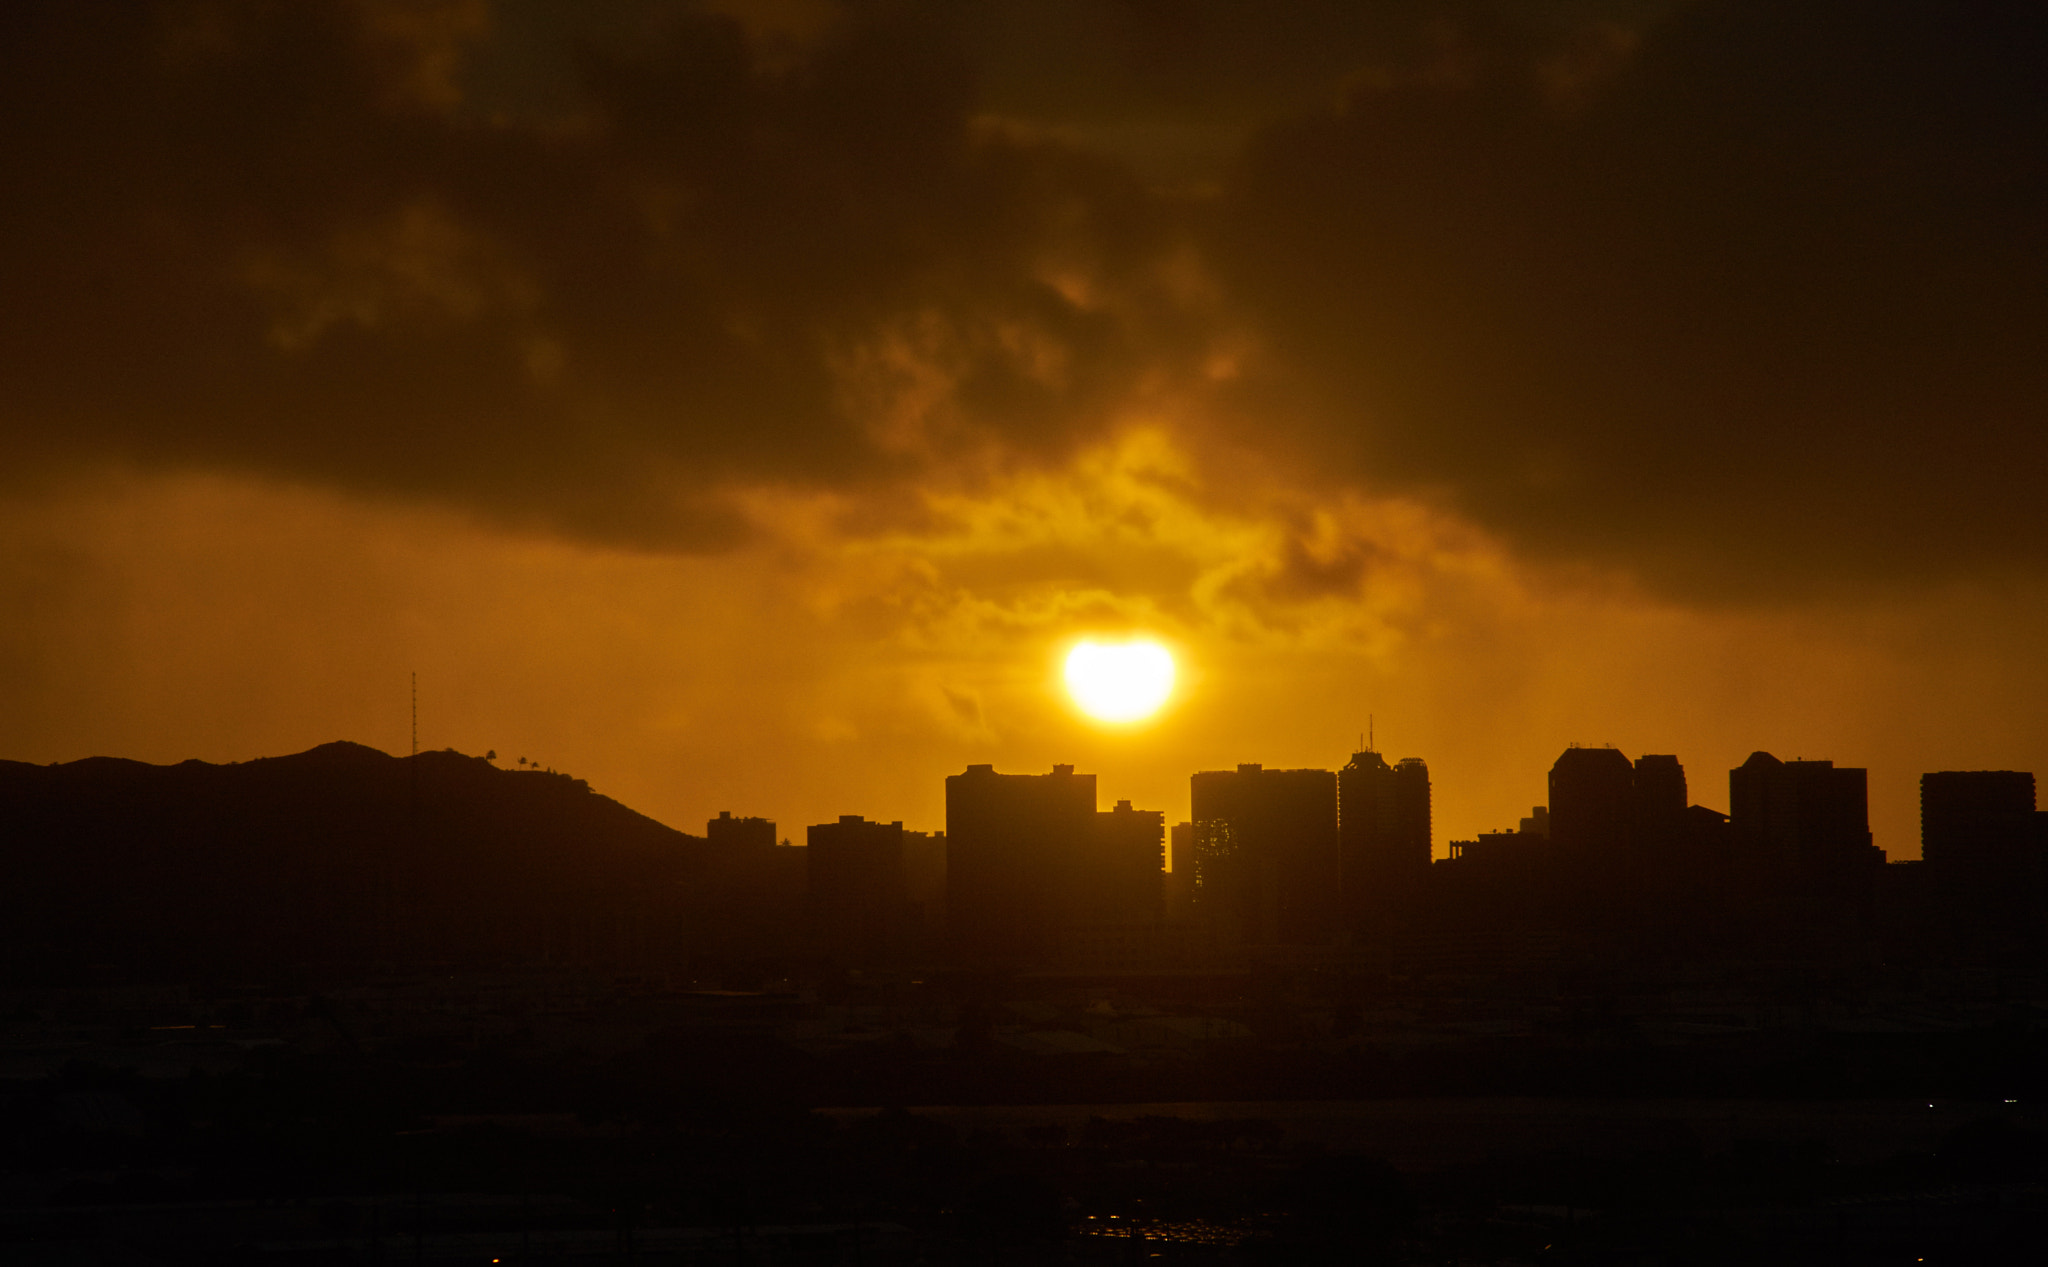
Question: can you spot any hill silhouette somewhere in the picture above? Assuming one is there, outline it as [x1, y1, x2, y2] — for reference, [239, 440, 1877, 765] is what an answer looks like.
[0, 744, 710, 980]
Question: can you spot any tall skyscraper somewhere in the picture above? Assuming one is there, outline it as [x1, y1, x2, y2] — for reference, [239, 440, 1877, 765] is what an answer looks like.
[1189, 764, 1338, 945]
[945, 764, 1096, 961]
[1338, 749, 1431, 927]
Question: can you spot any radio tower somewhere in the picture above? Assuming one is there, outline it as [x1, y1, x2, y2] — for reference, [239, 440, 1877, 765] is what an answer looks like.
[401, 671, 420, 959]
[408, 671, 420, 815]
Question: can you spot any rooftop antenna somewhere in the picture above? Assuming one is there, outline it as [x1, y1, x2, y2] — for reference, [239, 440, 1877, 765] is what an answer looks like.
[1369, 714, 1374, 752]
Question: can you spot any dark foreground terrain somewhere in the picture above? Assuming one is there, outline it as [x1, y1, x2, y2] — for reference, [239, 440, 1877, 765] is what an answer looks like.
[5, 965, 2047, 1264]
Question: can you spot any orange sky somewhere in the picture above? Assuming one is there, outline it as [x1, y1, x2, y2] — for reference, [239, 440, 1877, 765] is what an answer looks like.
[4, 1, 2047, 859]
[7, 464, 2045, 859]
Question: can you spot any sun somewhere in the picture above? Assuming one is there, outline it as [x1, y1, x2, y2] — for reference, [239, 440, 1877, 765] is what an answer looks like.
[1064, 637, 1176, 723]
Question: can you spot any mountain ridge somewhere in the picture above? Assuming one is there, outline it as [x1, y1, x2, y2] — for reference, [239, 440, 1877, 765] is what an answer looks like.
[0, 742, 714, 979]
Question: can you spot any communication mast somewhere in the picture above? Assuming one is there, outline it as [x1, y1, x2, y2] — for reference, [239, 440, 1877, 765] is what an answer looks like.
[408, 671, 421, 815]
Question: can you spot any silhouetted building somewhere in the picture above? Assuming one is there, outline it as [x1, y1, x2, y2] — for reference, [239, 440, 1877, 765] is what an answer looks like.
[697, 815, 806, 960]
[1550, 747, 1702, 868]
[1684, 804, 1730, 843]
[1920, 771, 2046, 937]
[1921, 771, 2038, 870]
[707, 810, 776, 852]
[689, 812, 806, 960]
[1084, 800, 1166, 922]
[1396, 758, 1431, 840]
[1051, 800, 1179, 967]
[1426, 825, 1560, 974]
[1446, 830, 1546, 872]
[945, 764, 1097, 961]
[1339, 750, 1431, 929]
[903, 828, 947, 938]
[1518, 805, 1550, 837]
[1166, 822, 1197, 920]
[1724, 752, 1883, 958]
[1540, 748, 1746, 961]
[1631, 754, 1688, 836]
[1189, 764, 1338, 945]
[807, 815, 909, 963]
[1728, 753, 1876, 867]
[943, 766, 1170, 964]
[1547, 746, 1637, 863]
[1169, 821, 1194, 875]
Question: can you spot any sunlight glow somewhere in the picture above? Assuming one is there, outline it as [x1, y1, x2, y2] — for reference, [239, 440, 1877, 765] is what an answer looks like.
[1064, 638, 1176, 723]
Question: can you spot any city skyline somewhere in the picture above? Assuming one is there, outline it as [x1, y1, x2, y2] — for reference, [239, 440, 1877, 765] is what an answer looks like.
[12, 732, 2040, 976]
[19, 729, 2031, 878]
[9, 722, 2040, 865]
[533, 732, 2046, 865]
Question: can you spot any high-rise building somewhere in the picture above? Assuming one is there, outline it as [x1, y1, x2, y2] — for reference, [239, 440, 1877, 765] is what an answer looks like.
[944, 765, 1169, 962]
[1921, 771, 2037, 869]
[807, 815, 908, 962]
[1920, 773, 2045, 924]
[1716, 752, 1884, 957]
[1395, 757, 1432, 854]
[1083, 799, 1166, 922]
[698, 811, 803, 957]
[1548, 749, 1708, 896]
[902, 828, 947, 938]
[1547, 746, 1637, 862]
[1338, 749, 1431, 926]
[1630, 754, 1688, 835]
[945, 764, 1096, 961]
[1189, 764, 1338, 944]
[1166, 822, 1198, 920]
[1728, 752, 1875, 866]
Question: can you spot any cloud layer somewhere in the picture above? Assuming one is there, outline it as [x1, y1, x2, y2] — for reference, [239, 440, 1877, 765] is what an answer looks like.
[0, 0, 1202, 546]
[1216, 0, 2048, 594]
[3, 0, 2043, 595]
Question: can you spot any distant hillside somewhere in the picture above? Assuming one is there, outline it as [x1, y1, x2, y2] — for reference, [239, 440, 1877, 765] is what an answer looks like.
[0, 743, 715, 979]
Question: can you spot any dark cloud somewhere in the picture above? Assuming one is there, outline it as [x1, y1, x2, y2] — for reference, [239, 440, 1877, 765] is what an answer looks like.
[1213, 0, 2048, 595]
[3, 1, 2044, 599]
[0, 0, 1197, 546]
